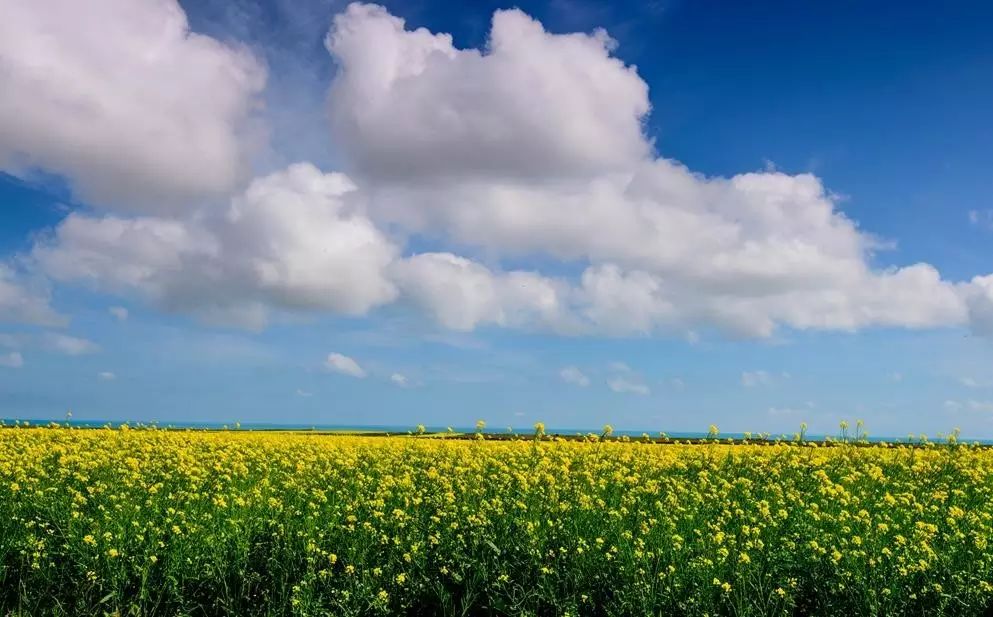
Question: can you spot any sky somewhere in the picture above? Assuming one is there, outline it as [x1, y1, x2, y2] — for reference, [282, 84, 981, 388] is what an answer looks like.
[1, 0, 993, 437]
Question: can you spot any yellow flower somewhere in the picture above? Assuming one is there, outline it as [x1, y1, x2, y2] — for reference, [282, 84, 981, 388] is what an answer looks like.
[5, 419, 993, 614]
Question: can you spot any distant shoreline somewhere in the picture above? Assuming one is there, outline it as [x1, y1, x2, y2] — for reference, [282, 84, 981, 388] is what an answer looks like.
[2, 418, 989, 447]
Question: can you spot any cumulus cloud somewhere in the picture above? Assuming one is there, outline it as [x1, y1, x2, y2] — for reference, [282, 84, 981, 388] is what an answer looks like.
[16, 2, 993, 341]
[325, 352, 366, 378]
[108, 306, 129, 321]
[326, 3, 649, 182]
[0, 351, 23, 368]
[98, 371, 116, 381]
[963, 275, 993, 337]
[0, 0, 266, 211]
[321, 4, 976, 339]
[559, 366, 590, 387]
[34, 163, 399, 329]
[0, 264, 65, 326]
[34, 215, 213, 298]
[390, 373, 408, 387]
[392, 253, 572, 332]
[43, 332, 99, 355]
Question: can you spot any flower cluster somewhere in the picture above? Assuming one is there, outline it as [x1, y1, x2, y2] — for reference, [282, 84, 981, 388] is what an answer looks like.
[1, 426, 992, 615]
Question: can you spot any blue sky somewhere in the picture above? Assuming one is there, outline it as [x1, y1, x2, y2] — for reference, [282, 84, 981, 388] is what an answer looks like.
[2, 0, 993, 437]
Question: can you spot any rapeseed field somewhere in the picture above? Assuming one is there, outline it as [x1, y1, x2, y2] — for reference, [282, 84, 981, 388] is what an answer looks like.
[1, 425, 992, 616]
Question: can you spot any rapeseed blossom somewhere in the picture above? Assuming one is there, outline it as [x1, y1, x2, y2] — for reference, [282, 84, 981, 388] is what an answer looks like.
[1, 426, 992, 615]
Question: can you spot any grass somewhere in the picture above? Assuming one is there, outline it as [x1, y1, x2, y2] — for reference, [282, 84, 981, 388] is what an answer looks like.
[1, 425, 992, 616]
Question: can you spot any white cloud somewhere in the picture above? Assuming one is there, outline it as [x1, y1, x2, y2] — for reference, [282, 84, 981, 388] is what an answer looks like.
[325, 352, 366, 378]
[215, 165, 398, 315]
[391, 253, 573, 332]
[322, 4, 975, 339]
[34, 214, 214, 300]
[963, 275, 993, 338]
[607, 376, 650, 396]
[0, 351, 23, 368]
[571, 252, 965, 339]
[0, 264, 65, 326]
[16, 3, 993, 341]
[296, 388, 313, 397]
[577, 265, 676, 335]
[108, 306, 129, 321]
[888, 372, 904, 382]
[43, 332, 99, 355]
[559, 366, 590, 387]
[97, 371, 115, 381]
[34, 163, 399, 329]
[390, 373, 408, 387]
[0, 0, 265, 211]
[326, 3, 649, 183]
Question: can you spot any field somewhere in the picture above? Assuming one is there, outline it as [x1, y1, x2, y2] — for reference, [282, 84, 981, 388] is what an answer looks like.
[2, 427, 993, 616]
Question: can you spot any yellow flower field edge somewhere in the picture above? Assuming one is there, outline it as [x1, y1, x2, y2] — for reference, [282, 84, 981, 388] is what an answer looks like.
[2, 426, 992, 616]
